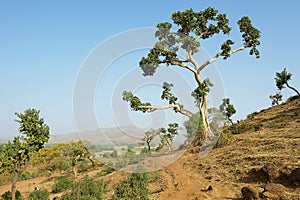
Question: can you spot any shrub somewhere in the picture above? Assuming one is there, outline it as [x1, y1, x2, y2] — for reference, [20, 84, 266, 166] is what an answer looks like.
[112, 166, 149, 200]
[227, 122, 253, 134]
[96, 167, 115, 177]
[60, 175, 108, 200]
[215, 131, 234, 148]
[28, 190, 49, 200]
[52, 176, 73, 193]
[19, 171, 36, 181]
[1, 190, 22, 200]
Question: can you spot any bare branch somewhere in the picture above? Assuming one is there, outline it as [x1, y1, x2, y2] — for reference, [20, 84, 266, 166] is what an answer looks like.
[197, 45, 247, 73]
[170, 60, 197, 74]
[138, 104, 193, 118]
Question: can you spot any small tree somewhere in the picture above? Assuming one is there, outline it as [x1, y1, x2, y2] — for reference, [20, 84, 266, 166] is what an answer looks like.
[0, 109, 50, 200]
[269, 93, 283, 106]
[142, 129, 160, 152]
[123, 7, 260, 147]
[61, 141, 93, 178]
[275, 68, 300, 96]
[219, 98, 236, 124]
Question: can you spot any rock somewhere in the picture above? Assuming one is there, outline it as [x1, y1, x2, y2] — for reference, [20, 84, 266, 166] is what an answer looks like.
[241, 186, 259, 200]
[261, 162, 283, 182]
[262, 183, 286, 199]
[290, 168, 300, 185]
[207, 185, 213, 191]
[262, 191, 277, 199]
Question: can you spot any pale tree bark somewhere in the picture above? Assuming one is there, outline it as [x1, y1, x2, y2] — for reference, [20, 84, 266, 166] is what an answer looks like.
[11, 170, 20, 200]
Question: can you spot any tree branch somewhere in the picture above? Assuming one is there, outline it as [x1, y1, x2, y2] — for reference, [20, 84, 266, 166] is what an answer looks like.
[138, 104, 193, 118]
[197, 45, 247, 73]
[170, 60, 197, 74]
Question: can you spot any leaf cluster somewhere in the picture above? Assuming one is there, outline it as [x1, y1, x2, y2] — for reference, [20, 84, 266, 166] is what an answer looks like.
[219, 98, 236, 123]
[0, 109, 50, 174]
[191, 79, 213, 106]
[122, 91, 152, 112]
[275, 68, 292, 90]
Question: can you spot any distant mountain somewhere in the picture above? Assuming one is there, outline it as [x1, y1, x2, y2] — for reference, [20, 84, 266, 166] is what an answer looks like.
[48, 126, 144, 145]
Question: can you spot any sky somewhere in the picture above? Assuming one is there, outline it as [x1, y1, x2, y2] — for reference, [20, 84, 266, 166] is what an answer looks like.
[1, 0, 300, 139]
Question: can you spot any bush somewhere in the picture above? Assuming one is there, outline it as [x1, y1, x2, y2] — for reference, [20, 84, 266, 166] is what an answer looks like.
[215, 131, 234, 148]
[227, 122, 253, 134]
[52, 176, 73, 193]
[1, 190, 22, 200]
[28, 190, 49, 200]
[96, 167, 115, 177]
[112, 166, 149, 200]
[60, 175, 108, 200]
[19, 171, 36, 181]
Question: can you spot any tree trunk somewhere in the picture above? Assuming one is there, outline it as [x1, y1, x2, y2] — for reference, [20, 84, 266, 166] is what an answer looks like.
[73, 164, 77, 179]
[191, 95, 213, 147]
[147, 142, 151, 152]
[11, 170, 20, 200]
[287, 83, 300, 96]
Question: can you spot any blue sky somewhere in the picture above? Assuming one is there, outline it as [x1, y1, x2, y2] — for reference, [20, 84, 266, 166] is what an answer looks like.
[1, 0, 300, 138]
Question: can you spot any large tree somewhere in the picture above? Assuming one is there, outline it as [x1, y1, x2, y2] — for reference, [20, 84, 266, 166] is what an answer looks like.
[0, 108, 50, 200]
[123, 7, 260, 147]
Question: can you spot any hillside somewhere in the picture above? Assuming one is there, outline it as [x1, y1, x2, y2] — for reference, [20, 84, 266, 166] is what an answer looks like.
[0, 96, 300, 199]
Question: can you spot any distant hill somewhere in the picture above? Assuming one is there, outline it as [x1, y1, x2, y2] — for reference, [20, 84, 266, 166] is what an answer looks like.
[48, 126, 144, 145]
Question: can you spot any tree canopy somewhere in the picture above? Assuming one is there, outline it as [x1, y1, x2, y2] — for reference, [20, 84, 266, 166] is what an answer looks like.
[275, 68, 300, 96]
[123, 7, 260, 148]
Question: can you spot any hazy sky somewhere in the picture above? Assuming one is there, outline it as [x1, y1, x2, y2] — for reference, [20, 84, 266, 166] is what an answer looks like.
[1, 0, 300, 138]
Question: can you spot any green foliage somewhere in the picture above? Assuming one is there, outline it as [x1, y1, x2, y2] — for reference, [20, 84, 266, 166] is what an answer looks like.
[215, 131, 234, 148]
[139, 7, 260, 76]
[219, 98, 236, 124]
[0, 108, 50, 200]
[237, 16, 261, 58]
[52, 176, 73, 193]
[112, 166, 149, 200]
[161, 82, 178, 105]
[184, 113, 203, 143]
[19, 171, 36, 181]
[275, 68, 300, 96]
[0, 109, 50, 174]
[96, 167, 115, 177]
[60, 175, 108, 200]
[28, 190, 49, 200]
[226, 122, 254, 134]
[123, 7, 260, 148]
[191, 79, 213, 106]
[122, 91, 152, 113]
[275, 68, 291, 90]
[31, 143, 70, 173]
[269, 93, 283, 106]
[1, 190, 22, 200]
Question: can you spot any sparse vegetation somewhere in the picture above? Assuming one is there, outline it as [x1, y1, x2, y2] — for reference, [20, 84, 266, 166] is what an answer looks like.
[28, 190, 49, 200]
[60, 175, 108, 200]
[1, 190, 22, 200]
[52, 176, 73, 193]
[112, 166, 149, 200]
